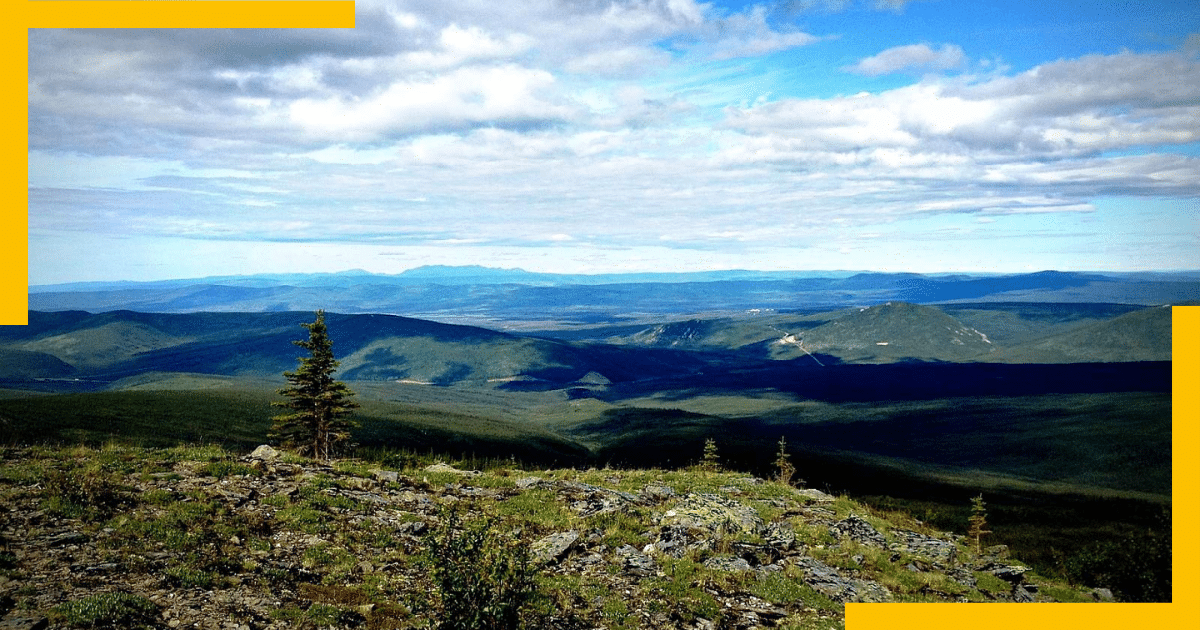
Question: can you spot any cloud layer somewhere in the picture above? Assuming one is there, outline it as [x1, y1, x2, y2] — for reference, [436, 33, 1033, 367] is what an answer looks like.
[26, 1, 1200, 280]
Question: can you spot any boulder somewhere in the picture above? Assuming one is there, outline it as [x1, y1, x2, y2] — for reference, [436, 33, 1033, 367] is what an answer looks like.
[531, 531, 579, 566]
[793, 555, 893, 603]
[660, 493, 765, 538]
[829, 515, 887, 548]
[616, 544, 657, 577]
[423, 463, 480, 476]
[703, 555, 753, 572]
[247, 445, 280, 461]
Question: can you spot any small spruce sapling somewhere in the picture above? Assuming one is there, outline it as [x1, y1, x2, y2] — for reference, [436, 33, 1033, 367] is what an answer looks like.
[700, 438, 721, 473]
[773, 436, 797, 486]
[968, 494, 992, 554]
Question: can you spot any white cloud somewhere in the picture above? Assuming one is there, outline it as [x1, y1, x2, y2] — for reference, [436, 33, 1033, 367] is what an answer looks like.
[845, 43, 967, 76]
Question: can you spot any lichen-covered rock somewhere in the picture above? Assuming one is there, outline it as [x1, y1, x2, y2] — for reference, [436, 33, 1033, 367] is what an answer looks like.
[616, 544, 658, 577]
[703, 555, 753, 572]
[422, 462, 480, 476]
[532, 531, 579, 566]
[890, 528, 958, 562]
[829, 514, 887, 548]
[661, 493, 765, 538]
[792, 555, 894, 603]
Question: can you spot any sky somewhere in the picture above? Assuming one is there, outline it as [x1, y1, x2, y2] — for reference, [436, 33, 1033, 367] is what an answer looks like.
[27, 0, 1200, 285]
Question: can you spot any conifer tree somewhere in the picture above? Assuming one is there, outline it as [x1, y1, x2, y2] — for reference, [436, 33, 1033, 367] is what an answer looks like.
[774, 435, 796, 486]
[270, 310, 359, 461]
[968, 493, 992, 554]
[700, 438, 721, 472]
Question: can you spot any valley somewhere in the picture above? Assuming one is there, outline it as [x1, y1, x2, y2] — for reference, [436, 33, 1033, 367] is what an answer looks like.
[2, 269, 1184, 603]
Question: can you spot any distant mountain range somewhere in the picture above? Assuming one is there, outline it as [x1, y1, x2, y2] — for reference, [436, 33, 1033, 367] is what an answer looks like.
[28, 268, 1200, 326]
[0, 301, 1173, 390]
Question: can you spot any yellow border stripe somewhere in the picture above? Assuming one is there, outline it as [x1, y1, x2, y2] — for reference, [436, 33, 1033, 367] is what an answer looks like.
[24, 1, 355, 29]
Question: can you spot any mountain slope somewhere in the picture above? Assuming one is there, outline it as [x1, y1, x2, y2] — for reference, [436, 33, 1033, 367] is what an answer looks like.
[988, 305, 1172, 363]
[0, 311, 715, 387]
[786, 302, 995, 363]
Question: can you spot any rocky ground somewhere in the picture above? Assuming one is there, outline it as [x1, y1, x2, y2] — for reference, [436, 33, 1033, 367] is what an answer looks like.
[0, 444, 1109, 630]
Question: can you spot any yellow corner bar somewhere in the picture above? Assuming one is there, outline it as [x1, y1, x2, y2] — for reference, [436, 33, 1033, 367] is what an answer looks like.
[22, 1, 356, 29]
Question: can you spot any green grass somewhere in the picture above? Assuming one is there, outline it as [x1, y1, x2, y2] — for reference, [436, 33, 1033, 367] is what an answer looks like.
[52, 592, 158, 628]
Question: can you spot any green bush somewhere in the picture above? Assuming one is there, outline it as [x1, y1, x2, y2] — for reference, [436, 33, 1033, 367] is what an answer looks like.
[424, 507, 544, 630]
[43, 467, 131, 521]
[53, 592, 157, 627]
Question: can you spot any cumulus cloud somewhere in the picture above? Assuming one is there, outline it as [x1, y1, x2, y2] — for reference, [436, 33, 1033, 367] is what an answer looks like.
[845, 43, 967, 76]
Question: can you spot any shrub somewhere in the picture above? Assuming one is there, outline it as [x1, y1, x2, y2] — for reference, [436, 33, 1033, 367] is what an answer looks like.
[53, 592, 157, 627]
[44, 467, 131, 521]
[424, 507, 543, 630]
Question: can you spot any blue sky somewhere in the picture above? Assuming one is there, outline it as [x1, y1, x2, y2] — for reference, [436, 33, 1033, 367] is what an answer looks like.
[27, 0, 1200, 284]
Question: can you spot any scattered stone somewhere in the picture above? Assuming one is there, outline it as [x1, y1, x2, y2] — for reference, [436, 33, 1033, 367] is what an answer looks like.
[703, 555, 753, 572]
[793, 488, 835, 503]
[661, 493, 765, 538]
[829, 515, 887, 548]
[247, 445, 279, 461]
[423, 462, 480, 476]
[44, 532, 88, 547]
[372, 470, 399, 484]
[890, 529, 957, 563]
[978, 562, 1030, 584]
[515, 476, 545, 489]
[0, 617, 48, 630]
[531, 531, 579, 566]
[793, 555, 893, 603]
[640, 483, 676, 502]
[765, 521, 796, 552]
[616, 544, 657, 577]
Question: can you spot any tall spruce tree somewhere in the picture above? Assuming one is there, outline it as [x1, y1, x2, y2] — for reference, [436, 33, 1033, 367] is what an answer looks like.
[270, 310, 359, 461]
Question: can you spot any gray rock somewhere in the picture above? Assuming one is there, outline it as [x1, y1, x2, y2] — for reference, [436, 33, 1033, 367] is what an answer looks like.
[531, 531, 579, 566]
[0, 617, 48, 630]
[396, 520, 427, 536]
[372, 470, 399, 484]
[640, 483, 676, 502]
[616, 544, 657, 577]
[977, 562, 1029, 584]
[794, 488, 835, 503]
[765, 521, 796, 552]
[247, 445, 279, 461]
[45, 531, 88, 547]
[890, 529, 957, 563]
[515, 476, 545, 489]
[793, 555, 893, 603]
[829, 515, 887, 548]
[703, 555, 753, 572]
[661, 493, 765, 538]
[423, 462, 480, 476]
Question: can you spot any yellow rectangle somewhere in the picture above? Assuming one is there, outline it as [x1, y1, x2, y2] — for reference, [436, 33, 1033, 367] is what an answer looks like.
[23, 1, 356, 28]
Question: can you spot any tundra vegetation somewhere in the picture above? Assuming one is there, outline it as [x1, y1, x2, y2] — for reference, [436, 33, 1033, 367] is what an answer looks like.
[0, 440, 1142, 630]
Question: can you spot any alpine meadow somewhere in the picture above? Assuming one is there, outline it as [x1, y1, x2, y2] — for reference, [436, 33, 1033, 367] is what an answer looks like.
[15, 1, 1199, 628]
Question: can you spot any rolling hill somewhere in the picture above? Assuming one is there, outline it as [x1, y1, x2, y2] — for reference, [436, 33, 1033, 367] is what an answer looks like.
[0, 310, 718, 388]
